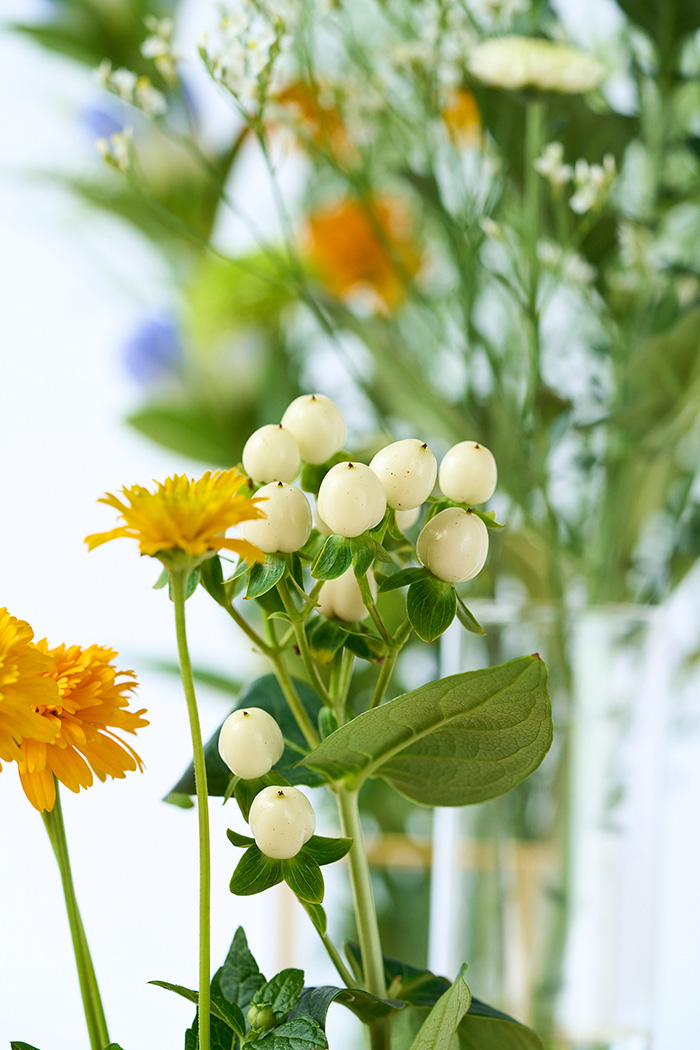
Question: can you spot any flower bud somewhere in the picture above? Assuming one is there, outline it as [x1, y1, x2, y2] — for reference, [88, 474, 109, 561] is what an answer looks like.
[369, 438, 437, 510]
[317, 567, 376, 622]
[281, 393, 346, 465]
[416, 508, 489, 583]
[248, 1004, 275, 1031]
[218, 707, 285, 780]
[317, 462, 387, 537]
[242, 482, 312, 552]
[438, 441, 497, 505]
[242, 424, 300, 484]
[249, 785, 316, 859]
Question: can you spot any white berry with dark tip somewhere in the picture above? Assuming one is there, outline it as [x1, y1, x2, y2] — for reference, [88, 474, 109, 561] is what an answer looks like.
[242, 482, 312, 552]
[249, 785, 317, 859]
[416, 507, 489, 583]
[369, 438, 437, 510]
[218, 708, 285, 780]
[317, 462, 387, 537]
[438, 441, 497, 505]
[281, 393, 346, 465]
[242, 424, 301, 483]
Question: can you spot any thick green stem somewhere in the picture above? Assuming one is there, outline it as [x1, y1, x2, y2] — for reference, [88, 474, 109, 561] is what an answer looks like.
[277, 578, 332, 708]
[172, 570, 211, 1050]
[42, 785, 110, 1050]
[336, 787, 389, 1049]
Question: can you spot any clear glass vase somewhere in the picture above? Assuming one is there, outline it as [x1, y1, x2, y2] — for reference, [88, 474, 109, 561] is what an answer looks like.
[428, 602, 669, 1050]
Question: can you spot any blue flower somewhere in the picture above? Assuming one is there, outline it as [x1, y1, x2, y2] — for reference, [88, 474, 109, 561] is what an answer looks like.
[123, 316, 184, 386]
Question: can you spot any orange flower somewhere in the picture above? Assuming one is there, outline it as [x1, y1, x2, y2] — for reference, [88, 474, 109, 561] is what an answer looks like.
[442, 88, 482, 147]
[17, 642, 148, 812]
[85, 469, 265, 565]
[274, 81, 350, 160]
[306, 196, 421, 310]
[0, 607, 59, 768]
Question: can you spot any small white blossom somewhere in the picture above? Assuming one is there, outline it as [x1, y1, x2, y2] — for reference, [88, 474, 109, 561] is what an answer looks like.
[95, 59, 112, 87]
[480, 217, 502, 238]
[111, 67, 138, 101]
[570, 154, 616, 214]
[203, 3, 287, 105]
[534, 141, 573, 187]
[96, 127, 133, 173]
[142, 15, 178, 83]
[135, 76, 167, 117]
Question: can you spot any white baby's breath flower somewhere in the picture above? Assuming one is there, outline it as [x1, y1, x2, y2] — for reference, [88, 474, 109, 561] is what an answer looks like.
[534, 141, 573, 187]
[95, 59, 112, 87]
[135, 76, 167, 117]
[142, 15, 178, 83]
[562, 253, 596, 284]
[96, 127, 133, 173]
[203, 3, 287, 105]
[111, 67, 138, 102]
[570, 155, 616, 214]
[480, 217, 502, 238]
[469, 36, 604, 93]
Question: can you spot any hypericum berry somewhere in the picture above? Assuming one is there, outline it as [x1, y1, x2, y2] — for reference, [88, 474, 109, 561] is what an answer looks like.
[395, 506, 420, 531]
[249, 785, 316, 860]
[218, 707, 285, 780]
[317, 567, 376, 622]
[317, 462, 387, 537]
[314, 504, 333, 537]
[242, 424, 300, 484]
[248, 1004, 275, 1032]
[242, 482, 312, 552]
[416, 508, 489, 583]
[369, 438, 437, 510]
[438, 441, 497, 505]
[281, 393, 346, 465]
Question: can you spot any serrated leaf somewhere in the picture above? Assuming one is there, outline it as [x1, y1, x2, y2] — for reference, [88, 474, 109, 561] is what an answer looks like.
[246, 554, 285, 598]
[283, 852, 325, 903]
[407, 576, 456, 641]
[409, 967, 471, 1050]
[455, 598, 486, 636]
[230, 845, 284, 895]
[227, 827, 255, 848]
[255, 968, 305, 1018]
[302, 656, 552, 805]
[312, 535, 352, 580]
[253, 1014, 327, 1049]
[378, 567, 430, 592]
[219, 926, 267, 1008]
[303, 834, 353, 865]
[149, 980, 246, 1036]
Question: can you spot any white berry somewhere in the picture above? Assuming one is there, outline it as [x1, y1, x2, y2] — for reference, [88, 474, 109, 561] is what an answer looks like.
[317, 567, 376, 622]
[314, 504, 334, 537]
[416, 508, 489, 583]
[242, 424, 300, 483]
[438, 441, 497, 505]
[242, 482, 312, 552]
[317, 462, 387, 537]
[369, 438, 437, 510]
[395, 506, 420, 531]
[218, 708, 285, 780]
[281, 394, 346, 465]
[249, 785, 316, 860]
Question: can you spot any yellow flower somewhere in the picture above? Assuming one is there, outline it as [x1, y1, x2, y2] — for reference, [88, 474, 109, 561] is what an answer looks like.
[85, 468, 266, 564]
[442, 88, 482, 147]
[17, 642, 148, 812]
[469, 37, 604, 94]
[0, 608, 60, 768]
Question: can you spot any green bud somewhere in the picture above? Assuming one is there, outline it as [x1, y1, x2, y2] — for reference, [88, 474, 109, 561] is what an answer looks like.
[247, 1003, 275, 1031]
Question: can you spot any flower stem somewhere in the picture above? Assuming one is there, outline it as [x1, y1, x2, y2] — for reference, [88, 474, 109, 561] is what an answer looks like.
[336, 787, 389, 1050]
[300, 901, 358, 988]
[277, 577, 332, 708]
[42, 784, 110, 1050]
[172, 569, 211, 1050]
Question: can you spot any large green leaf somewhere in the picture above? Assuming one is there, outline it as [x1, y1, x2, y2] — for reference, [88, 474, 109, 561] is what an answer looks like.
[290, 984, 404, 1026]
[408, 968, 471, 1050]
[254, 968, 305, 1019]
[219, 926, 267, 1008]
[149, 980, 246, 1036]
[166, 674, 324, 804]
[302, 656, 552, 805]
[253, 1015, 327, 1049]
[458, 1008, 544, 1049]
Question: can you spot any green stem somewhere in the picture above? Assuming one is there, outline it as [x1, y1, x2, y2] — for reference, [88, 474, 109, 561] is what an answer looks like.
[277, 578, 333, 708]
[269, 649, 321, 750]
[172, 570, 211, 1050]
[369, 650, 397, 710]
[301, 902, 358, 988]
[223, 601, 273, 655]
[336, 787, 389, 1049]
[42, 784, 110, 1050]
[523, 98, 545, 403]
[357, 575, 391, 647]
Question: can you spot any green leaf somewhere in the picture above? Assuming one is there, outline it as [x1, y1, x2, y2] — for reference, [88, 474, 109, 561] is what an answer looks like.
[458, 1004, 544, 1049]
[303, 834, 353, 865]
[230, 845, 284, 895]
[149, 980, 246, 1036]
[378, 567, 431, 592]
[351, 534, 375, 577]
[219, 926, 267, 1008]
[226, 828, 255, 848]
[234, 771, 289, 823]
[282, 852, 325, 903]
[455, 598, 486, 636]
[290, 984, 404, 1027]
[344, 632, 386, 661]
[318, 707, 339, 739]
[200, 555, 227, 605]
[301, 900, 327, 935]
[254, 968, 305, 1018]
[468, 508, 505, 530]
[613, 0, 700, 48]
[303, 655, 552, 805]
[408, 967, 471, 1050]
[167, 569, 200, 603]
[300, 452, 349, 495]
[253, 1015, 327, 1049]
[307, 618, 349, 664]
[247, 554, 286, 598]
[345, 944, 450, 1008]
[407, 576, 456, 641]
[127, 403, 244, 465]
[153, 568, 168, 590]
[312, 535, 352, 580]
[166, 674, 325, 804]
[11, 1044, 43, 1050]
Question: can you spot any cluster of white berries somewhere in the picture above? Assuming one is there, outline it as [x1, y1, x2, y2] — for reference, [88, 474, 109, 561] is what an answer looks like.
[239, 393, 498, 598]
[219, 707, 315, 859]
